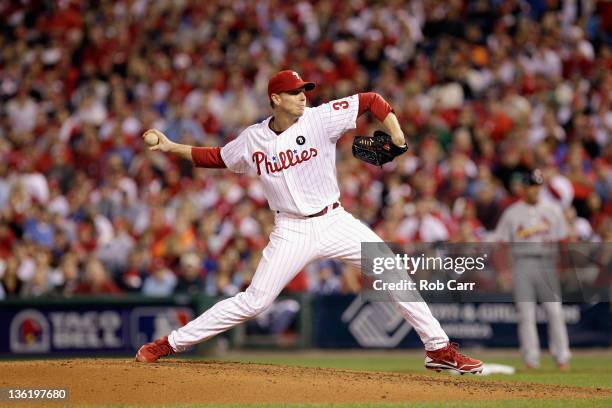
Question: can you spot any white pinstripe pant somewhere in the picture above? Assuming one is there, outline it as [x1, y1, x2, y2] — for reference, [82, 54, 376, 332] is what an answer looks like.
[169, 207, 449, 351]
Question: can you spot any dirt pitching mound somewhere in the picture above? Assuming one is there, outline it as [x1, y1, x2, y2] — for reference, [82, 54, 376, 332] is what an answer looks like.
[1, 359, 609, 406]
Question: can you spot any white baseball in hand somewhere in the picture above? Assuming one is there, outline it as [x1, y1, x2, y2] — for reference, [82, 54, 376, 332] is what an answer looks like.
[143, 131, 159, 146]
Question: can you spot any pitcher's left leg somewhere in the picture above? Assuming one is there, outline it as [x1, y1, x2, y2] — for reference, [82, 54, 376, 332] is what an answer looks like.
[318, 210, 448, 348]
[317, 209, 482, 373]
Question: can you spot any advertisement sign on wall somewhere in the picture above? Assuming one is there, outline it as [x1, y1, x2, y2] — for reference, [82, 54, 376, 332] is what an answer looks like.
[0, 304, 194, 356]
[314, 295, 611, 348]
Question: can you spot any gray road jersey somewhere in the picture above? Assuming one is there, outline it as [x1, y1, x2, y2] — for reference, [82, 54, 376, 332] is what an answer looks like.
[493, 200, 568, 259]
[494, 200, 568, 243]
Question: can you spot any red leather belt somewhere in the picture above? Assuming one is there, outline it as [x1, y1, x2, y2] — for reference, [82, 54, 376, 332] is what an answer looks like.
[307, 202, 340, 218]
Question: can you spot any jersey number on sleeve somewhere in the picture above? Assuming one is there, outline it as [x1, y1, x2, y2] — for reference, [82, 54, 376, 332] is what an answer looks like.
[332, 100, 349, 110]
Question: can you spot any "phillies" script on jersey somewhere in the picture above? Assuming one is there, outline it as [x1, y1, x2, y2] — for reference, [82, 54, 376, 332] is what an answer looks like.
[252, 148, 318, 175]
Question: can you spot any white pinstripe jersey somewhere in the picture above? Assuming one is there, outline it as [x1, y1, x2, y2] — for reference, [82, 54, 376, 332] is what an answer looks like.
[221, 95, 359, 216]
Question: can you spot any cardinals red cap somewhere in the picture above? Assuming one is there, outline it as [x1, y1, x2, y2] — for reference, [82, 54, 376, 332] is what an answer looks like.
[268, 70, 315, 97]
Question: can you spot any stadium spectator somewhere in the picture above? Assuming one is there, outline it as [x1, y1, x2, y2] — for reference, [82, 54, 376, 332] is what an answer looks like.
[0, 256, 21, 299]
[175, 252, 205, 296]
[141, 260, 177, 297]
[20, 250, 54, 297]
[52, 253, 81, 298]
[75, 258, 121, 295]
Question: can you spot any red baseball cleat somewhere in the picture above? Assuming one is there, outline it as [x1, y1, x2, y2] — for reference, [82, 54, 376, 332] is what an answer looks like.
[425, 342, 483, 374]
[135, 336, 174, 363]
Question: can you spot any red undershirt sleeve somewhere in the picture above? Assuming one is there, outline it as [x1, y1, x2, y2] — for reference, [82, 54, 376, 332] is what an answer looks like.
[358, 92, 394, 122]
[191, 146, 227, 168]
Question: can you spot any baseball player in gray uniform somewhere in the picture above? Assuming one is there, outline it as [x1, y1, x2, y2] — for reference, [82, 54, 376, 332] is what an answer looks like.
[493, 169, 571, 369]
[134, 70, 483, 374]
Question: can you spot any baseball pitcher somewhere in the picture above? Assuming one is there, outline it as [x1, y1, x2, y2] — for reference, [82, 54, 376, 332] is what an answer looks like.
[135, 70, 483, 374]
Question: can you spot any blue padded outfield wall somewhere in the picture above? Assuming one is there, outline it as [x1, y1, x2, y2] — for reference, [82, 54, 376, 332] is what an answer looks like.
[0, 295, 609, 356]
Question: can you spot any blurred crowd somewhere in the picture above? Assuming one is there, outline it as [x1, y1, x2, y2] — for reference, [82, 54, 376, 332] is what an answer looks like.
[0, 0, 610, 299]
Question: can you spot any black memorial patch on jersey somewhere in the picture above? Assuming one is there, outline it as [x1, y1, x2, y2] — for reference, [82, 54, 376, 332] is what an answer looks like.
[296, 135, 306, 145]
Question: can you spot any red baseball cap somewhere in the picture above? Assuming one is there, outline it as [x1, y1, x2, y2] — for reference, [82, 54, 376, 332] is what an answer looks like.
[267, 70, 315, 97]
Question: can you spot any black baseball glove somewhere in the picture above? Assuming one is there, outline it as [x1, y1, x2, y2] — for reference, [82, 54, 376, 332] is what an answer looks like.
[352, 130, 408, 166]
